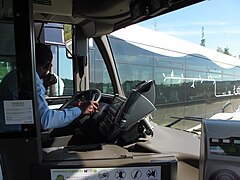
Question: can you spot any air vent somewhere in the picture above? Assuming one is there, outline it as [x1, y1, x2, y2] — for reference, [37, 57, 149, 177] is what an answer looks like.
[32, 0, 52, 6]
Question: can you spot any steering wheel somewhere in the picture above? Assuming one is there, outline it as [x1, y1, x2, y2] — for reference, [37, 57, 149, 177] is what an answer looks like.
[48, 89, 101, 139]
[59, 88, 101, 110]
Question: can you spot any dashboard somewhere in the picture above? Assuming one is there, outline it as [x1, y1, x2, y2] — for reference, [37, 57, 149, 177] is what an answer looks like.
[98, 80, 156, 145]
[49, 80, 156, 147]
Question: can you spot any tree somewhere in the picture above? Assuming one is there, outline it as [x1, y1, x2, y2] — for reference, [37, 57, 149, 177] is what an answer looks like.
[64, 24, 72, 42]
[200, 38, 205, 47]
[217, 46, 232, 56]
[0, 63, 9, 81]
[200, 27, 205, 47]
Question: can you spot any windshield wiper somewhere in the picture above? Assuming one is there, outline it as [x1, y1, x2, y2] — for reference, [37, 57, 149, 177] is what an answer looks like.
[166, 116, 203, 128]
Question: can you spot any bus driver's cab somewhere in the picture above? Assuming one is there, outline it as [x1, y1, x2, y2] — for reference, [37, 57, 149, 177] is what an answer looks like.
[0, 0, 206, 180]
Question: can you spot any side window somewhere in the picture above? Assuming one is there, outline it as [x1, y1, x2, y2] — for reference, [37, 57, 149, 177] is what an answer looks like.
[89, 40, 113, 94]
[47, 45, 73, 97]
[44, 23, 74, 97]
[45, 37, 113, 96]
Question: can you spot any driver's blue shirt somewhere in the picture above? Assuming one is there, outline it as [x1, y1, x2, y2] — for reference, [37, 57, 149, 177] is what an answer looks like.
[0, 70, 81, 131]
[36, 73, 81, 129]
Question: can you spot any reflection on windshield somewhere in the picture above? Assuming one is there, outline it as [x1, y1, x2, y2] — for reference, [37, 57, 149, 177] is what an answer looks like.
[108, 22, 240, 131]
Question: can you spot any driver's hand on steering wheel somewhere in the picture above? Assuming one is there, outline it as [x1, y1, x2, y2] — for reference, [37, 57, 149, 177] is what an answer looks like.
[79, 101, 99, 115]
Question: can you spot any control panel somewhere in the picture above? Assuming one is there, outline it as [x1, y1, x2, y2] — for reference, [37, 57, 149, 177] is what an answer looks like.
[200, 119, 240, 180]
[99, 95, 125, 136]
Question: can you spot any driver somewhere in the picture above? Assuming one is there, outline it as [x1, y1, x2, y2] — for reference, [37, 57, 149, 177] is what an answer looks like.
[0, 43, 99, 130]
[35, 43, 99, 129]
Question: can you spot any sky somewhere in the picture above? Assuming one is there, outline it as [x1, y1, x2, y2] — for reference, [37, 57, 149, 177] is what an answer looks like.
[139, 0, 240, 58]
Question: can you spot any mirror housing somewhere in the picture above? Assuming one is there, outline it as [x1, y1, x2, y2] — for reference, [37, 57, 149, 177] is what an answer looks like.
[80, 21, 113, 37]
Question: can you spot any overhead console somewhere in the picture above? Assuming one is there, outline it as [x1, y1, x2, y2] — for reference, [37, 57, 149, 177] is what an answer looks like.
[99, 80, 156, 145]
[130, 0, 204, 23]
[32, 0, 204, 31]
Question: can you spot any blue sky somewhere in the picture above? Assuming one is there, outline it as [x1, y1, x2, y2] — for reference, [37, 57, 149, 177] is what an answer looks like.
[139, 0, 240, 57]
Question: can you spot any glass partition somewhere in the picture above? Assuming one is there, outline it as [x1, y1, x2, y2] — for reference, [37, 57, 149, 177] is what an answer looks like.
[0, 21, 21, 133]
[0, 3, 36, 136]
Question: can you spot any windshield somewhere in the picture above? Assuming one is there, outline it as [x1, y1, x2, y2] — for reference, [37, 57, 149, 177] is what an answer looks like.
[109, 0, 240, 132]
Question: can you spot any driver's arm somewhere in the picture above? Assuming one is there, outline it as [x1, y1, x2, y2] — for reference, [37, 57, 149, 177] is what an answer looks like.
[36, 73, 81, 130]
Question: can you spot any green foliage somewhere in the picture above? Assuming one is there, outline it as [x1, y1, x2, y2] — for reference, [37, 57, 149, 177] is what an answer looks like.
[217, 46, 232, 56]
[64, 24, 72, 42]
[0, 63, 9, 81]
